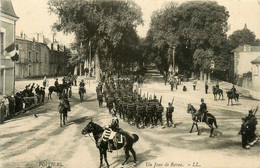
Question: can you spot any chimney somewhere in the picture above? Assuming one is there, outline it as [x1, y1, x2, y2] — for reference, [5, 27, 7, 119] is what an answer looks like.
[24, 34, 26, 39]
[20, 32, 23, 38]
[37, 33, 39, 42]
[51, 43, 53, 50]
[57, 44, 60, 51]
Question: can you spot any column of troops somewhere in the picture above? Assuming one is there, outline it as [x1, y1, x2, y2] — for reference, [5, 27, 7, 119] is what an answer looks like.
[96, 78, 175, 129]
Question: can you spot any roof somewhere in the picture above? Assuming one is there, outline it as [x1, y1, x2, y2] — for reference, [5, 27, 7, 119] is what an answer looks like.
[1, 0, 18, 18]
[251, 56, 260, 64]
[232, 45, 260, 53]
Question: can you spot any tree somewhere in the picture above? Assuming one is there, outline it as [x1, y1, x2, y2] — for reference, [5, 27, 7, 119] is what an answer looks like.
[146, 1, 229, 80]
[48, 0, 143, 81]
[228, 25, 256, 48]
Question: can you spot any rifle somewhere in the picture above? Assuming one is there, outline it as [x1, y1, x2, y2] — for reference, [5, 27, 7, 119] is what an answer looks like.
[253, 105, 259, 116]
[171, 98, 174, 105]
[160, 96, 162, 104]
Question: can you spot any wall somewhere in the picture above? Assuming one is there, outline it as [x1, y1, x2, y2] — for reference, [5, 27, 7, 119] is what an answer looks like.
[252, 64, 260, 91]
[234, 52, 259, 75]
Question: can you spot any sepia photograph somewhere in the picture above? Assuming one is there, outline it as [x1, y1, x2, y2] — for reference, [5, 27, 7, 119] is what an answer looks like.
[0, 0, 260, 168]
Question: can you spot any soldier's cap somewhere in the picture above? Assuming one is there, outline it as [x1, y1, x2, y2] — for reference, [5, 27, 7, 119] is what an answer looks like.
[242, 117, 247, 121]
[249, 110, 253, 114]
[201, 98, 204, 102]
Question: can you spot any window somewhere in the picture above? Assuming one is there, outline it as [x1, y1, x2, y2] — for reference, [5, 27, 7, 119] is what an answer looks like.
[36, 52, 39, 62]
[28, 51, 31, 62]
[0, 32, 4, 54]
[45, 53, 47, 64]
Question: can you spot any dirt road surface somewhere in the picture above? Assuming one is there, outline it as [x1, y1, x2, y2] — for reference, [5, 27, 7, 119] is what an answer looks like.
[1, 75, 259, 168]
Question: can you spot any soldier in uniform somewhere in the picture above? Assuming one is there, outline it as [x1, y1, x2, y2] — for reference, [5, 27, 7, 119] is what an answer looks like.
[55, 79, 59, 89]
[166, 102, 174, 127]
[155, 103, 165, 128]
[97, 91, 103, 107]
[196, 98, 208, 124]
[246, 109, 258, 145]
[238, 117, 250, 149]
[146, 102, 154, 128]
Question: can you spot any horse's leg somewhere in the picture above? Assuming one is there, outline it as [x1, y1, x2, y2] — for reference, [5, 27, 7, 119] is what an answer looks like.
[122, 147, 130, 165]
[129, 146, 137, 163]
[103, 150, 109, 168]
[227, 98, 229, 106]
[63, 113, 65, 125]
[99, 149, 103, 168]
[208, 124, 214, 137]
[190, 122, 195, 133]
[60, 113, 62, 127]
[196, 123, 200, 135]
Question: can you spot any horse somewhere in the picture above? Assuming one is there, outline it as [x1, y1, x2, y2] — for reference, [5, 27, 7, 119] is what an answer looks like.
[187, 104, 218, 137]
[79, 87, 86, 103]
[82, 120, 139, 167]
[212, 86, 223, 101]
[226, 91, 239, 106]
[58, 99, 68, 127]
[48, 86, 63, 99]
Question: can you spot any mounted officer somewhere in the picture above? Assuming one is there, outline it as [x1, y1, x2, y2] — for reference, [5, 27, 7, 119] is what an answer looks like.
[231, 84, 236, 97]
[196, 98, 208, 124]
[55, 78, 59, 89]
[166, 102, 174, 127]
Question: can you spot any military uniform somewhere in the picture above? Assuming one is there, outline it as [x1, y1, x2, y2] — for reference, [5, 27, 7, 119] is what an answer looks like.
[166, 104, 174, 127]
[146, 103, 154, 128]
[155, 104, 164, 127]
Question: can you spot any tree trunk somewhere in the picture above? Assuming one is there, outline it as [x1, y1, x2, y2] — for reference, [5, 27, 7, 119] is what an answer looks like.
[165, 71, 168, 85]
[208, 71, 211, 84]
[79, 63, 82, 76]
[200, 71, 203, 81]
[95, 49, 100, 82]
[74, 65, 78, 76]
[88, 41, 92, 77]
[204, 72, 207, 83]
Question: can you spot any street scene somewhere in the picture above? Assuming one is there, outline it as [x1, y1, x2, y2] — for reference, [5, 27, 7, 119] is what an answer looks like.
[1, 0, 260, 168]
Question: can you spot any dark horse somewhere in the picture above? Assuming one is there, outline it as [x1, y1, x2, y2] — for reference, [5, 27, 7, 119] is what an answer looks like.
[226, 91, 239, 106]
[187, 104, 218, 137]
[82, 120, 139, 168]
[58, 99, 68, 127]
[48, 84, 70, 99]
[212, 86, 223, 101]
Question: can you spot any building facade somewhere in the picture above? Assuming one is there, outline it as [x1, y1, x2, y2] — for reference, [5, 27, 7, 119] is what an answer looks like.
[232, 45, 260, 90]
[0, 0, 19, 95]
[251, 56, 260, 91]
[15, 37, 69, 78]
[15, 36, 50, 78]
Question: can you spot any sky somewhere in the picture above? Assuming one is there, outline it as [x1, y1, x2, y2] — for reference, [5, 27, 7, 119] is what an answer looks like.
[11, 0, 260, 47]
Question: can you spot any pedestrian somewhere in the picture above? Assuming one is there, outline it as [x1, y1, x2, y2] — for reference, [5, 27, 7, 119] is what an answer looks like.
[193, 81, 197, 90]
[2, 96, 9, 118]
[43, 76, 47, 88]
[170, 79, 174, 91]
[205, 82, 208, 94]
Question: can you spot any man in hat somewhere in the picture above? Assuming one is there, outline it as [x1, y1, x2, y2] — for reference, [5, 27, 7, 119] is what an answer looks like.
[238, 117, 250, 149]
[55, 79, 59, 89]
[246, 109, 258, 145]
[231, 84, 236, 97]
[205, 82, 209, 94]
[166, 102, 174, 127]
[197, 98, 208, 124]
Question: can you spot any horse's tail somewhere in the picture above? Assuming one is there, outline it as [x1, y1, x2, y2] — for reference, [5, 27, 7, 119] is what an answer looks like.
[133, 134, 139, 143]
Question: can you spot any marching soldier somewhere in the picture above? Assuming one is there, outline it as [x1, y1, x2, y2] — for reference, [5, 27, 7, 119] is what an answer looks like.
[97, 91, 103, 107]
[146, 102, 154, 128]
[238, 117, 250, 149]
[155, 103, 165, 128]
[166, 102, 174, 127]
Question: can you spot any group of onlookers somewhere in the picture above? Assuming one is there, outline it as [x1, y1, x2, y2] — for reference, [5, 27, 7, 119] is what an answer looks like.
[0, 82, 46, 124]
